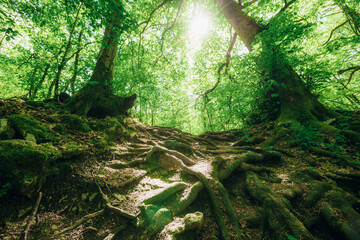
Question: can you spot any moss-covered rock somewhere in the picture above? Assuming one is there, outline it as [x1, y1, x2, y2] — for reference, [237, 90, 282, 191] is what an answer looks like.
[60, 114, 91, 132]
[184, 211, 203, 230]
[0, 118, 15, 140]
[0, 140, 61, 197]
[6, 114, 56, 143]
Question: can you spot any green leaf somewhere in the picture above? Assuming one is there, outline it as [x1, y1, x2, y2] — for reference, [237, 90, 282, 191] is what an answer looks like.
[88, 81, 99, 86]
[5, 36, 10, 41]
[287, 235, 298, 240]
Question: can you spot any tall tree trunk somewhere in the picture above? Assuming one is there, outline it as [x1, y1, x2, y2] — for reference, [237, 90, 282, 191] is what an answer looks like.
[67, 0, 136, 117]
[31, 64, 50, 100]
[65, 28, 84, 94]
[52, 3, 82, 99]
[215, 0, 332, 125]
[28, 67, 38, 98]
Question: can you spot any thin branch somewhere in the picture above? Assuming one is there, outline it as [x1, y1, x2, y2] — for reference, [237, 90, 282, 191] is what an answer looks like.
[197, 33, 237, 101]
[137, 0, 171, 69]
[338, 65, 360, 86]
[322, 20, 349, 46]
[66, 41, 97, 61]
[21, 192, 43, 240]
[153, 0, 184, 67]
[279, 0, 296, 14]
[60, 209, 104, 234]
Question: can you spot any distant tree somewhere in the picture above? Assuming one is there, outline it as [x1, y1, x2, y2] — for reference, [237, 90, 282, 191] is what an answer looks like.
[67, 0, 136, 117]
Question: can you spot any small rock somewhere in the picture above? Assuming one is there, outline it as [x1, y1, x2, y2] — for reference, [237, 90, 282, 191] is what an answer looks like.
[184, 211, 203, 230]
[25, 133, 37, 143]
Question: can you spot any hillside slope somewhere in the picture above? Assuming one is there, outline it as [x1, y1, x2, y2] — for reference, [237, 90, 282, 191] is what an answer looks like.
[1, 98, 360, 240]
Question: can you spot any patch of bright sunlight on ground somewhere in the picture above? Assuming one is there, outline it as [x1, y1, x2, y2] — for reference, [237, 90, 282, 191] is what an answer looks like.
[188, 10, 212, 49]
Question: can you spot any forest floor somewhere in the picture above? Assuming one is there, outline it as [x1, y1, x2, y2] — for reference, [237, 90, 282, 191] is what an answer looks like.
[1, 98, 360, 240]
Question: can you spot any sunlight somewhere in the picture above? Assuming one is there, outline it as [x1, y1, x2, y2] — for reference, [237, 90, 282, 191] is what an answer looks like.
[189, 11, 212, 48]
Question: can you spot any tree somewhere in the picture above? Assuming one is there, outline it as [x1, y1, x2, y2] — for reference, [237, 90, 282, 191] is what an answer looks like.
[214, 0, 360, 147]
[67, 0, 136, 117]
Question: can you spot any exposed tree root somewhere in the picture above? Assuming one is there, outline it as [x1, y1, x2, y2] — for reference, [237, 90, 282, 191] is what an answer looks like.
[320, 189, 360, 240]
[60, 209, 104, 234]
[103, 224, 127, 240]
[143, 182, 188, 205]
[96, 181, 138, 222]
[171, 181, 204, 215]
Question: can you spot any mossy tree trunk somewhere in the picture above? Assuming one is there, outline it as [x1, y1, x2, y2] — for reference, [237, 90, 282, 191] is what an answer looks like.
[67, 0, 136, 118]
[215, 0, 333, 125]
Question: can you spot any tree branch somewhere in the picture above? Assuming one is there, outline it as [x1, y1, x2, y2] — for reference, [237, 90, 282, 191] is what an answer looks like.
[138, 0, 171, 69]
[153, 0, 184, 67]
[322, 20, 349, 46]
[338, 65, 360, 86]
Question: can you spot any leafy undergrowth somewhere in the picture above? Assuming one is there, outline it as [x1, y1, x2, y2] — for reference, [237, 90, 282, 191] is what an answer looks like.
[1, 98, 360, 240]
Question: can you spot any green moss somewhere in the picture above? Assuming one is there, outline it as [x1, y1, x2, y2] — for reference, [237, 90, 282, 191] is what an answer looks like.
[138, 205, 173, 235]
[91, 136, 109, 150]
[0, 140, 61, 197]
[87, 120, 107, 131]
[303, 182, 332, 208]
[53, 124, 67, 134]
[6, 114, 57, 143]
[105, 118, 126, 140]
[60, 114, 91, 132]
[0, 118, 15, 140]
[25, 100, 46, 108]
[60, 142, 84, 158]
[293, 168, 324, 183]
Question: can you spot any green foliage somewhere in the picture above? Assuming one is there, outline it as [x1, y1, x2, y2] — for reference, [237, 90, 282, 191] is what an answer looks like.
[0, 182, 12, 198]
[286, 234, 298, 240]
[291, 125, 322, 150]
[0, 0, 359, 133]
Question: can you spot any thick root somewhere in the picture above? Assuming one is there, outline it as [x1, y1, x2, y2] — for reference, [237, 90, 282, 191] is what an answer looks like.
[246, 172, 315, 240]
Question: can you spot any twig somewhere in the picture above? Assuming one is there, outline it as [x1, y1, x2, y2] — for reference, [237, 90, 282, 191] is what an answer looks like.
[22, 192, 43, 240]
[60, 209, 104, 234]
